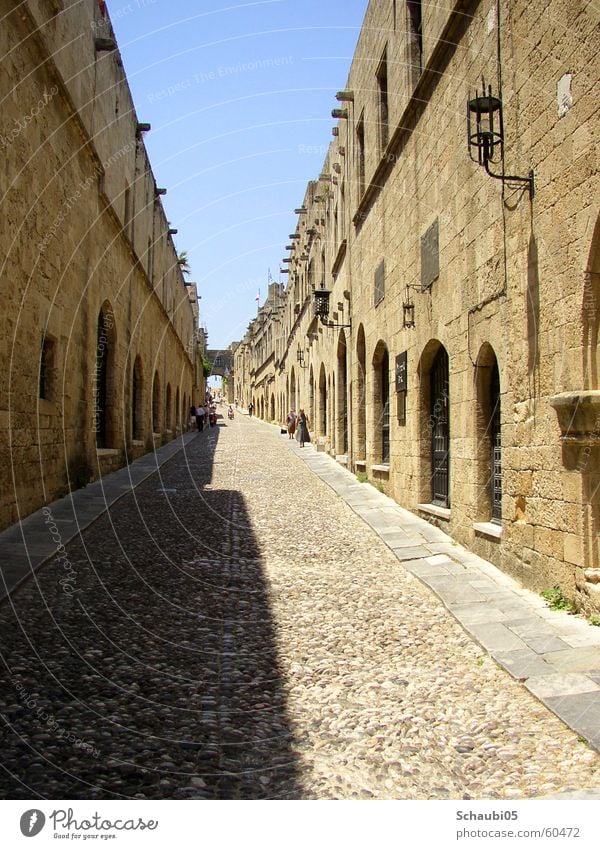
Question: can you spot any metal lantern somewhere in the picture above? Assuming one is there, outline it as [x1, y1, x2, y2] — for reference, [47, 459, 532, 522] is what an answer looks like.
[467, 78, 503, 166]
[467, 77, 534, 197]
[313, 288, 331, 320]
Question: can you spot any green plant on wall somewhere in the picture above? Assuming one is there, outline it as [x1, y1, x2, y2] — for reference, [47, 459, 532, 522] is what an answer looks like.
[202, 355, 213, 378]
[540, 586, 575, 613]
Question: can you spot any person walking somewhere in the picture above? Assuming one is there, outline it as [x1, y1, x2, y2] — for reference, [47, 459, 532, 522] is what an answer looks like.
[248, 402, 254, 417]
[286, 409, 297, 439]
[296, 408, 310, 448]
[195, 403, 205, 432]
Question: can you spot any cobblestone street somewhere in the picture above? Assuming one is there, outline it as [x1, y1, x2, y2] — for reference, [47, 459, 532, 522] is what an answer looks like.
[1, 413, 600, 800]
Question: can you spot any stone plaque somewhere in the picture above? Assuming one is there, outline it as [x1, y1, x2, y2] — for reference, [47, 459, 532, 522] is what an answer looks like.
[421, 217, 439, 291]
[395, 350, 407, 393]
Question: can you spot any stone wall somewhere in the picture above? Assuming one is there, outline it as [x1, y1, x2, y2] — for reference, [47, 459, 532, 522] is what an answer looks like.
[237, 0, 600, 612]
[0, 0, 198, 530]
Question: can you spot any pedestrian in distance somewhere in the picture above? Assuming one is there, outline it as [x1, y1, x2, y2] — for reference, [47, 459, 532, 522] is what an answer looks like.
[286, 409, 297, 439]
[189, 405, 197, 430]
[195, 403, 205, 432]
[248, 402, 254, 417]
[296, 408, 310, 448]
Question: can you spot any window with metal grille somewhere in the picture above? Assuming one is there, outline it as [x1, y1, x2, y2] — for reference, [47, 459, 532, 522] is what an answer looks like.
[430, 347, 450, 507]
[381, 349, 390, 463]
[377, 48, 389, 153]
[356, 115, 365, 199]
[374, 259, 385, 306]
[39, 336, 56, 401]
[490, 361, 502, 523]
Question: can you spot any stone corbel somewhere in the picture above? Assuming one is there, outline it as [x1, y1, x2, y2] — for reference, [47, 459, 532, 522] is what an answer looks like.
[549, 391, 600, 444]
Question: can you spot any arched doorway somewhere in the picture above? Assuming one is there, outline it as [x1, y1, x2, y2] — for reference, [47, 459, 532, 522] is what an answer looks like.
[475, 344, 501, 523]
[132, 356, 143, 440]
[95, 304, 116, 449]
[290, 367, 297, 411]
[152, 371, 161, 434]
[166, 383, 172, 432]
[319, 364, 327, 436]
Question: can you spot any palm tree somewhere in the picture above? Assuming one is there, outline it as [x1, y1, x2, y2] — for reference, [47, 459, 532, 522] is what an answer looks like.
[177, 251, 191, 276]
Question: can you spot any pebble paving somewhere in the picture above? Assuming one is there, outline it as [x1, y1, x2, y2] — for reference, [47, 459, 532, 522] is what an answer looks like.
[1, 413, 600, 799]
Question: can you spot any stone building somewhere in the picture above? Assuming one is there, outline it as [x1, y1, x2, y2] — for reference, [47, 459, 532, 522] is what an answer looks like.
[0, 0, 200, 530]
[235, 0, 600, 612]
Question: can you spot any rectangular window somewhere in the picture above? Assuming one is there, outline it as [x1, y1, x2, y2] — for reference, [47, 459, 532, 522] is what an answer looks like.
[374, 259, 385, 306]
[377, 49, 389, 153]
[356, 115, 365, 199]
[408, 0, 423, 83]
[39, 336, 56, 400]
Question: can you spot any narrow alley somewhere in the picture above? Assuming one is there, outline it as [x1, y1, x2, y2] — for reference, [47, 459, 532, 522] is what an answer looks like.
[1, 412, 599, 800]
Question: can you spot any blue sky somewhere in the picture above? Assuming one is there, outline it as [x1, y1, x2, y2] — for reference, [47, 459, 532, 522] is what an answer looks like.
[107, 0, 370, 350]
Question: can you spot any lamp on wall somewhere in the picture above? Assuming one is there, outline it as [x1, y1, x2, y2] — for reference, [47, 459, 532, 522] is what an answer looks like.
[467, 77, 534, 197]
[402, 284, 421, 329]
[296, 344, 308, 368]
[312, 288, 351, 329]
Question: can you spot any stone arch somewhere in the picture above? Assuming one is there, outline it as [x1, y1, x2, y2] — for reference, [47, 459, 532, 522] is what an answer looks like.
[131, 355, 143, 441]
[95, 301, 117, 449]
[355, 324, 367, 462]
[372, 340, 390, 464]
[475, 343, 502, 523]
[418, 339, 450, 507]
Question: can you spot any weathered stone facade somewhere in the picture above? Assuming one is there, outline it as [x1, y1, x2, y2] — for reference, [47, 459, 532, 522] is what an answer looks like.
[235, 0, 600, 611]
[0, 0, 200, 530]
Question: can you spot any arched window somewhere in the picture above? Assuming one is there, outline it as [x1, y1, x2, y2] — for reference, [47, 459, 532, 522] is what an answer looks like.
[490, 361, 501, 522]
[372, 341, 390, 464]
[356, 325, 367, 461]
[337, 332, 348, 454]
[430, 346, 450, 507]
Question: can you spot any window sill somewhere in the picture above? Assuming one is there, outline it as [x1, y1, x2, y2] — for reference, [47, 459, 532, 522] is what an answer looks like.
[418, 502, 450, 520]
[96, 448, 119, 457]
[473, 521, 502, 540]
[371, 463, 390, 476]
[355, 459, 367, 470]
